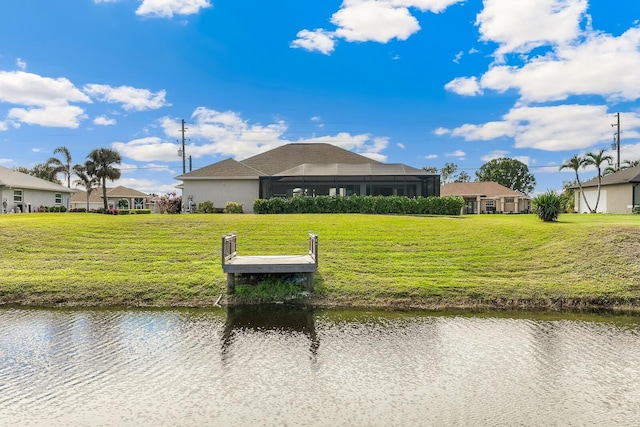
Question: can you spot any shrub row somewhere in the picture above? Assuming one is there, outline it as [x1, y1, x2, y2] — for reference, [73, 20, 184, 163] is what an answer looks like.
[253, 195, 465, 215]
[196, 201, 244, 214]
[38, 206, 67, 213]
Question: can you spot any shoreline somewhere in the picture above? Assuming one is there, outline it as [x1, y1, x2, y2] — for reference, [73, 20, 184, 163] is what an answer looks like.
[3, 295, 640, 315]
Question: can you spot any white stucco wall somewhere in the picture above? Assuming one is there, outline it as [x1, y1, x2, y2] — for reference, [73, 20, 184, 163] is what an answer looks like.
[182, 179, 259, 213]
[1, 188, 72, 213]
[578, 188, 607, 213]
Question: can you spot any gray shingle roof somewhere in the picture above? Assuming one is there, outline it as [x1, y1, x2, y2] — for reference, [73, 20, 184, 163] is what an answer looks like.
[580, 165, 640, 188]
[180, 143, 382, 179]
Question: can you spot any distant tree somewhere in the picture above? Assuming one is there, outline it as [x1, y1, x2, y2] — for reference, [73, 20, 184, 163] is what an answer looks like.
[15, 163, 62, 184]
[454, 171, 471, 183]
[86, 148, 122, 211]
[475, 158, 536, 194]
[440, 163, 458, 184]
[583, 149, 613, 213]
[157, 192, 182, 214]
[73, 163, 99, 211]
[559, 155, 592, 213]
[561, 180, 576, 213]
[422, 166, 438, 173]
[47, 146, 73, 188]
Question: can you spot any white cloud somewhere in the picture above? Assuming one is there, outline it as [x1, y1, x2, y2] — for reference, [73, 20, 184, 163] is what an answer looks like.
[83, 84, 170, 111]
[93, 115, 116, 126]
[31, 148, 41, 153]
[476, 0, 588, 58]
[112, 108, 389, 163]
[424, 154, 438, 159]
[332, 1, 421, 43]
[453, 51, 463, 63]
[291, 29, 335, 55]
[112, 137, 180, 162]
[136, 0, 212, 18]
[479, 27, 640, 103]
[444, 76, 482, 96]
[397, 143, 406, 149]
[434, 127, 450, 136]
[16, 58, 27, 70]
[8, 105, 87, 128]
[446, 150, 465, 158]
[448, 104, 621, 151]
[0, 71, 91, 106]
[293, 0, 464, 52]
[0, 158, 12, 164]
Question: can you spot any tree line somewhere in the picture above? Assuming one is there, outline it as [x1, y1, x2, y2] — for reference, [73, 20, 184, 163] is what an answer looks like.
[424, 158, 536, 195]
[16, 146, 122, 211]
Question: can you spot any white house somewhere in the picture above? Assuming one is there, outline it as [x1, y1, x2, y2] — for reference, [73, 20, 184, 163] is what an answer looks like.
[0, 165, 75, 213]
[175, 143, 440, 213]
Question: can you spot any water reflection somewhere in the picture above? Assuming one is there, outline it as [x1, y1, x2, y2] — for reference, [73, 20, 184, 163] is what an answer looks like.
[221, 305, 319, 360]
[0, 307, 639, 426]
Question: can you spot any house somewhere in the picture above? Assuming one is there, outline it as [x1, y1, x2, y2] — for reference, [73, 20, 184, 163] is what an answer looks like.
[70, 186, 155, 211]
[0, 165, 75, 213]
[441, 182, 531, 214]
[573, 165, 640, 213]
[176, 143, 440, 213]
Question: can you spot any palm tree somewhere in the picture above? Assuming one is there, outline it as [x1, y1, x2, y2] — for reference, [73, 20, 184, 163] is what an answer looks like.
[72, 163, 99, 211]
[85, 148, 122, 211]
[583, 149, 613, 213]
[559, 155, 592, 213]
[48, 146, 73, 188]
[621, 159, 640, 169]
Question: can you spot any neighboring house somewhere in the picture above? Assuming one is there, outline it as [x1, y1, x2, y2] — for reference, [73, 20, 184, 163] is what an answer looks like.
[176, 143, 440, 213]
[573, 165, 640, 213]
[441, 182, 531, 214]
[0, 165, 75, 213]
[70, 186, 155, 211]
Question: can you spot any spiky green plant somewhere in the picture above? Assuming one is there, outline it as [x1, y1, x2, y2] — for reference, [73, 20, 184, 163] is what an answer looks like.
[533, 191, 565, 222]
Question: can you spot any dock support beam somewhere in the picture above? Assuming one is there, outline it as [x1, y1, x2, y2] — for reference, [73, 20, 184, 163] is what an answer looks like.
[227, 273, 235, 294]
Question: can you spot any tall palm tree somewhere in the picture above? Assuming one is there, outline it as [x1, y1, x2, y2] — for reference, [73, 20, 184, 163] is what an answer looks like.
[72, 163, 99, 211]
[47, 146, 73, 188]
[583, 149, 613, 213]
[559, 155, 592, 213]
[621, 159, 640, 169]
[85, 148, 122, 211]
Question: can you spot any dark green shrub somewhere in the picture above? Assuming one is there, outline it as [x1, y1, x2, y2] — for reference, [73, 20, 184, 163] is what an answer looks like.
[197, 200, 216, 213]
[252, 195, 465, 215]
[533, 191, 565, 222]
[224, 201, 244, 214]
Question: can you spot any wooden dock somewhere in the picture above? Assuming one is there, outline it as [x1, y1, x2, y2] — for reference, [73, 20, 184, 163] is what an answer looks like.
[221, 232, 318, 294]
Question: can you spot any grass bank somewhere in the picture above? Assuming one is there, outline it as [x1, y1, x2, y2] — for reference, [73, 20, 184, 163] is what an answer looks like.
[0, 213, 638, 311]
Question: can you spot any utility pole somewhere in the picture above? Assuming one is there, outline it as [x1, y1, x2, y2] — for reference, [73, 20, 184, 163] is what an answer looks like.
[179, 119, 187, 174]
[611, 112, 621, 171]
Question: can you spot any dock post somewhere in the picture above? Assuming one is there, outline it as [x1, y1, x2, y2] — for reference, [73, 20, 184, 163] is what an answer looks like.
[306, 273, 314, 292]
[227, 273, 235, 294]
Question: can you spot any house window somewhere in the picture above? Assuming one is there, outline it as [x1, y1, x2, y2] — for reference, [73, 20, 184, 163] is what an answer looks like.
[485, 200, 495, 208]
[134, 198, 144, 209]
[505, 197, 514, 203]
[14, 190, 23, 203]
[55, 193, 62, 205]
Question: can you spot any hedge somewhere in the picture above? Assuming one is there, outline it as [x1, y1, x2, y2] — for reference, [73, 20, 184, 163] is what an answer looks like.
[253, 195, 464, 215]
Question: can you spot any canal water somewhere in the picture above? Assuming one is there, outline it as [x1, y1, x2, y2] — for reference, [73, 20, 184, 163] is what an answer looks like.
[1, 305, 639, 426]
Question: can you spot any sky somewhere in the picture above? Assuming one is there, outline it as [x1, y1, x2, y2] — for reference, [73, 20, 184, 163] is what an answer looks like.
[2, 0, 640, 195]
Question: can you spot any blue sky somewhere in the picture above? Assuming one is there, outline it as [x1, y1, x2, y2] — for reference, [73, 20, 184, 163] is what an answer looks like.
[1, 0, 640, 195]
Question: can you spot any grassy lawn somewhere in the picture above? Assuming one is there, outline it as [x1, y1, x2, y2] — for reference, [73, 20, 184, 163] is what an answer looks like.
[0, 212, 639, 309]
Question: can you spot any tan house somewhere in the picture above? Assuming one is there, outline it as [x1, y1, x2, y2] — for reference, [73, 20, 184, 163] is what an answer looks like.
[573, 165, 640, 213]
[71, 186, 155, 211]
[441, 182, 531, 214]
[176, 143, 440, 213]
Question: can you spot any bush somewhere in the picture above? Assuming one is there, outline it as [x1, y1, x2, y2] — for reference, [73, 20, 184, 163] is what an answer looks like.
[197, 200, 216, 213]
[224, 201, 244, 214]
[252, 195, 465, 215]
[532, 191, 565, 222]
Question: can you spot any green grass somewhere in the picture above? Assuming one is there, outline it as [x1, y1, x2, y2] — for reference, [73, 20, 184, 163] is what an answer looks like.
[0, 213, 639, 309]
